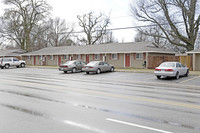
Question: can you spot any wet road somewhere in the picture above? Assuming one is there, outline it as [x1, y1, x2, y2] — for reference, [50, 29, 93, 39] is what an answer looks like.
[0, 68, 200, 133]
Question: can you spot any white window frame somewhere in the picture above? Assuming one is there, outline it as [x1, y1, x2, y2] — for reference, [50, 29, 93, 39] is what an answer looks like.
[49, 55, 54, 60]
[136, 53, 143, 60]
[111, 54, 118, 60]
[95, 54, 100, 60]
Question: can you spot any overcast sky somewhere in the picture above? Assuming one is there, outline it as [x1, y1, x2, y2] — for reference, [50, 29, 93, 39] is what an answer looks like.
[0, 0, 137, 42]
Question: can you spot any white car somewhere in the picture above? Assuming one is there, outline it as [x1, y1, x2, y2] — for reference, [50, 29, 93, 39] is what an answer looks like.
[0, 57, 26, 69]
[154, 62, 189, 79]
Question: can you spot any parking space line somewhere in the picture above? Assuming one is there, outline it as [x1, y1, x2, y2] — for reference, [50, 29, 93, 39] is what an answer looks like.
[106, 118, 173, 133]
[180, 76, 200, 83]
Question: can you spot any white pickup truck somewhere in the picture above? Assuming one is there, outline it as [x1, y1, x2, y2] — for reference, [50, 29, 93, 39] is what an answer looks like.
[0, 57, 26, 69]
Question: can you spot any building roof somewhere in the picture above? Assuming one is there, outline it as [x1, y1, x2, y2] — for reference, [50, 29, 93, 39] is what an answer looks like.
[0, 49, 26, 57]
[22, 42, 177, 56]
[187, 49, 200, 54]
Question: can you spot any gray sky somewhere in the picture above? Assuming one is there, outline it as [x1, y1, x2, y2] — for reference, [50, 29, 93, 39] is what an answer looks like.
[47, 0, 136, 42]
[0, 0, 137, 42]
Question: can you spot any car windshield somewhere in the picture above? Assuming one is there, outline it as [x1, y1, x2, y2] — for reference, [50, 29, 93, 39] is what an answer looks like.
[159, 62, 175, 67]
[64, 61, 74, 65]
[87, 61, 99, 66]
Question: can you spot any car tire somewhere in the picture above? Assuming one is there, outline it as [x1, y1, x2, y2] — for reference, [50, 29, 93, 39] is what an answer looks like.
[5, 64, 10, 69]
[96, 69, 101, 74]
[185, 70, 189, 77]
[72, 68, 77, 73]
[86, 72, 89, 74]
[156, 76, 161, 79]
[175, 72, 179, 79]
[20, 63, 25, 68]
[110, 67, 114, 72]
[64, 71, 67, 73]
[1, 66, 4, 69]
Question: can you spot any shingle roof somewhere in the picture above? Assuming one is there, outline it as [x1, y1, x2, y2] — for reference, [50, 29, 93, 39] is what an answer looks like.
[22, 42, 176, 56]
[0, 49, 26, 57]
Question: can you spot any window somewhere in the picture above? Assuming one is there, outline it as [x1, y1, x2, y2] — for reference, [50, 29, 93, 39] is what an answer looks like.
[49, 55, 54, 60]
[95, 54, 100, 60]
[39, 55, 43, 60]
[99, 62, 104, 65]
[111, 54, 118, 60]
[13, 58, 19, 61]
[136, 53, 143, 60]
[27, 56, 31, 60]
[64, 55, 69, 60]
[76, 55, 80, 60]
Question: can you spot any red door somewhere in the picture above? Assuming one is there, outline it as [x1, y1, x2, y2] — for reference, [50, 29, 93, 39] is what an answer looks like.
[86, 55, 89, 63]
[58, 56, 61, 66]
[34, 56, 36, 65]
[125, 54, 130, 67]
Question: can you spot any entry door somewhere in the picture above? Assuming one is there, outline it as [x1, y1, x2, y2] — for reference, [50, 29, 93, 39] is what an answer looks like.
[86, 55, 89, 63]
[58, 56, 61, 66]
[34, 56, 36, 65]
[125, 54, 130, 67]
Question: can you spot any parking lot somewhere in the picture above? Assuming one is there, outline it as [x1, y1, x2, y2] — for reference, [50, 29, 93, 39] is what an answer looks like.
[0, 67, 200, 133]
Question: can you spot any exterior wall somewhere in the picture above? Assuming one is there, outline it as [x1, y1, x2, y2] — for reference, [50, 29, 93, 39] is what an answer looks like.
[195, 54, 200, 71]
[131, 53, 146, 69]
[22, 52, 177, 69]
[107, 53, 124, 68]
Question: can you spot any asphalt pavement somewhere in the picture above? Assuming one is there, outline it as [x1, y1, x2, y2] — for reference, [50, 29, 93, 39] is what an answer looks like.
[0, 67, 200, 133]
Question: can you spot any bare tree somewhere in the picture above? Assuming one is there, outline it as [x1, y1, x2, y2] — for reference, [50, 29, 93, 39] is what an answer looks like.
[131, 0, 200, 51]
[47, 17, 74, 47]
[77, 12, 110, 45]
[98, 31, 118, 44]
[0, 0, 51, 51]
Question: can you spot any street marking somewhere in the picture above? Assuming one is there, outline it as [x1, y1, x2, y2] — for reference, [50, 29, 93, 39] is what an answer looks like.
[106, 118, 174, 133]
[64, 120, 107, 133]
[180, 76, 200, 83]
[1, 78, 200, 109]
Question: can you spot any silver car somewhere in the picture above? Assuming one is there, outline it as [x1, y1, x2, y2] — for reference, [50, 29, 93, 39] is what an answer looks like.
[154, 62, 189, 79]
[59, 60, 86, 73]
[82, 61, 115, 74]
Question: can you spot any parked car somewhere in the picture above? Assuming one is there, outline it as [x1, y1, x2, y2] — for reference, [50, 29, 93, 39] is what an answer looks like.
[82, 61, 115, 74]
[59, 60, 86, 73]
[0, 57, 26, 69]
[154, 62, 189, 79]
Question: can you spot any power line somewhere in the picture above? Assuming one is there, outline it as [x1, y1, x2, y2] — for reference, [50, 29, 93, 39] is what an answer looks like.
[70, 21, 186, 34]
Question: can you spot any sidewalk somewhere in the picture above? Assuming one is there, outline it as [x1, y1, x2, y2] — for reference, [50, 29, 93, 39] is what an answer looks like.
[27, 65, 200, 75]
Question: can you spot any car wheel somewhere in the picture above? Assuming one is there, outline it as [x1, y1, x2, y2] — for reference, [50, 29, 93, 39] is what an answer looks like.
[110, 67, 114, 72]
[86, 72, 89, 74]
[5, 64, 10, 69]
[72, 68, 77, 73]
[175, 72, 179, 79]
[96, 69, 101, 74]
[156, 76, 161, 79]
[20, 63, 25, 68]
[1, 66, 4, 69]
[64, 71, 67, 73]
[185, 70, 189, 77]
